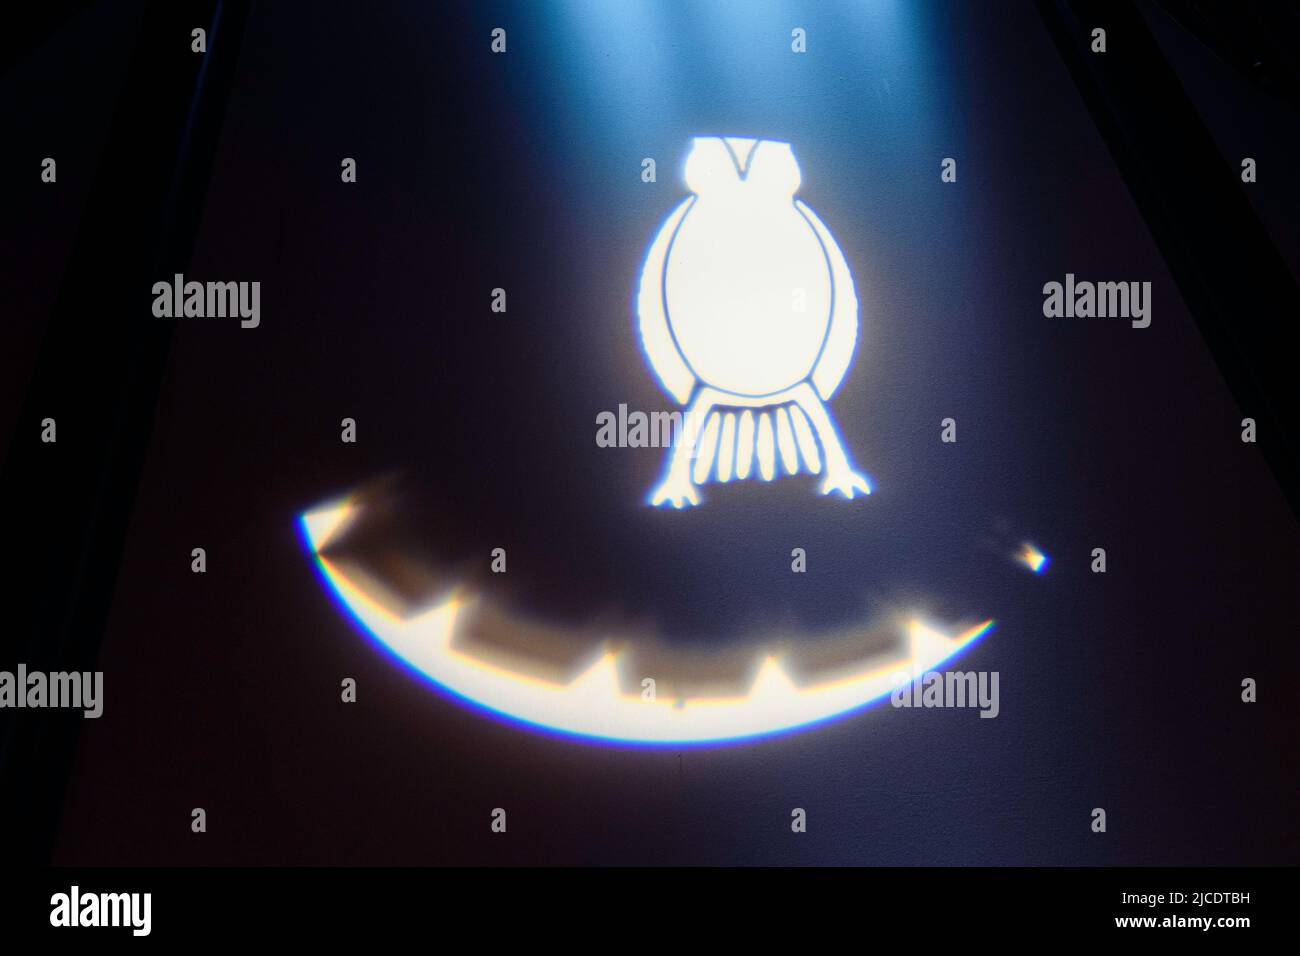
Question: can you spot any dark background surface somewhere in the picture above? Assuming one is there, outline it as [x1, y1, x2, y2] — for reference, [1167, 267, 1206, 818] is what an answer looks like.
[2, 1, 1296, 865]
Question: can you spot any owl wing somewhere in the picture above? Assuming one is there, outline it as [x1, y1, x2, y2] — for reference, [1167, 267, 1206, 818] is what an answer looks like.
[637, 197, 697, 404]
[797, 200, 859, 401]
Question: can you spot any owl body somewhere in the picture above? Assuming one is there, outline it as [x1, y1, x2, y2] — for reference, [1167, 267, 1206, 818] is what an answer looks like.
[638, 138, 870, 505]
[662, 138, 833, 398]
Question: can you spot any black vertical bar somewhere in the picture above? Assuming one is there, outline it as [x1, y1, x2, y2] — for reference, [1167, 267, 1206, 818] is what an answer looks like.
[0, 1, 249, 864]
[1037, 0, 1300, 517]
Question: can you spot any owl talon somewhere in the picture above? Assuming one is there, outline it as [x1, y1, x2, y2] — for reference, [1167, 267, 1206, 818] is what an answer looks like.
[650, 478, 701, 509]
[819, 470, 872, 499]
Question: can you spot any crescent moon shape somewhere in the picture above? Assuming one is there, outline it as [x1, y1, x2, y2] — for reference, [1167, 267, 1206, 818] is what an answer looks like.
[797, 199, 859, 401]
[637, 197, 697, 405]
[300, 499, 994, 746]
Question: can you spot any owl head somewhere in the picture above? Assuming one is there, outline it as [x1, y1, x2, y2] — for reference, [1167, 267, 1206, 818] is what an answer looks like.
[684, 137, 802, 199]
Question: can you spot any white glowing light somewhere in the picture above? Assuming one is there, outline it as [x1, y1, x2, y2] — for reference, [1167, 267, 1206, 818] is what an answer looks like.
[302, 500, 993, 745]
[1016, 543, 1049, 574]
[638, 137, 871, 507]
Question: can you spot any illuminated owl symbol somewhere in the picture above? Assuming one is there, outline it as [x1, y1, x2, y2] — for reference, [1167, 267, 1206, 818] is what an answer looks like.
[638, 136, 872, 508]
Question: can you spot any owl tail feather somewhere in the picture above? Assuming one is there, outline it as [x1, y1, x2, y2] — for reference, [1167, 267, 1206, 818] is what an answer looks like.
[688, 404, 823, 485]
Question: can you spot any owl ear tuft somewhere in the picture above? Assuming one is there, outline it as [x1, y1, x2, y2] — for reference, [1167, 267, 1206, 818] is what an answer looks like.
[750, 142, 802, 196]
[685, 138, 735, 194]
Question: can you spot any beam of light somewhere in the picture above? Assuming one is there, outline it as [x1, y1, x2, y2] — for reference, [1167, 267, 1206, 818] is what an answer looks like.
[1016, 542, 1050, 574]
[300, 499, 994, 746]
